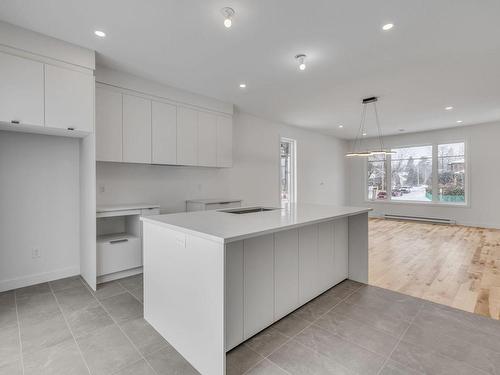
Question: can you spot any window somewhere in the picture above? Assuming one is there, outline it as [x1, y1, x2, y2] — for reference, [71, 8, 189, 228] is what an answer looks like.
[366, 141, 466, 205]
[437, 143, 466, 203]
[367, 154, 388, 200]
[280, 138, 296, 206]
[390, 145, 432, 202]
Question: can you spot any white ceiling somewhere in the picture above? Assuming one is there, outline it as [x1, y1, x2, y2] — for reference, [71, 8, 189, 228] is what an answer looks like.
[1, 0, 500, 139]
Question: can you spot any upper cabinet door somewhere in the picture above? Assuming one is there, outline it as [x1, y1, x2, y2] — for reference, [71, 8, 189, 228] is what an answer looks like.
[198, 111, 217, 167]
[44, 64, 94, 132]
[152, 101, 177, 165]
[0, 51, 44, 127]
[177, 107, 198, 166]
[217, 116, 233, 167]
[96, 87, 123, 162]
[123, 94, 152, 164]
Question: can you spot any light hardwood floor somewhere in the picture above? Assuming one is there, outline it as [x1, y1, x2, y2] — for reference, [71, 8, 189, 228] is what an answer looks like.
[369, 218, 500, 320]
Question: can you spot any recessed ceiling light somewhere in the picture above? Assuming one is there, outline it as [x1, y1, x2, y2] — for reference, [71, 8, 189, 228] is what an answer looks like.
[295, 54, 307, 71]
[456, 120, 463, 123]
[382, 23, 394, 31]
[239, 83, 247, 89]
[362, 132, 367, 136]
[94, 30, 106, 38]
[338, 125, 344, 128]
[221, 7, 235, 28]
[445, 106, 454, 111]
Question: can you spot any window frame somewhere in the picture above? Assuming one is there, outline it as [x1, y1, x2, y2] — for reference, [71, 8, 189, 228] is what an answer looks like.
[364, 139, 469, 207]
[279, 137, 297, 206]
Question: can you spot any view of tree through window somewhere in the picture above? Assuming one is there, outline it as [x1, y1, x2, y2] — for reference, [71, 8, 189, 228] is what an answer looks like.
[366, 142, 466, 204]
[280, 138, 296, 206]
[391, 145, 432, 201]
[367, 154, 387, 200]
[437, 143, 465, 203]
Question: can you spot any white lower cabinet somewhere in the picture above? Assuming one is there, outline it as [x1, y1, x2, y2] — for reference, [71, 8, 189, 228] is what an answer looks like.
[44, 64, 94, 132]
[243, 234, 274, 339]
[318, 221, 335, 293]
[274, 229, 299, 320]
[123, 94, 152, 163]
[334, 218, 349, 284]
[225, 241, 244, 350]
[298, 224, 319, 304]
[225, 219, 349, 350]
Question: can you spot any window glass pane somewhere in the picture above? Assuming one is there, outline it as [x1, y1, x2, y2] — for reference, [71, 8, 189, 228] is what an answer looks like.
[367, 154, 387, 200]
[437, 142, 465, 203]
[390, 145, 432, 201]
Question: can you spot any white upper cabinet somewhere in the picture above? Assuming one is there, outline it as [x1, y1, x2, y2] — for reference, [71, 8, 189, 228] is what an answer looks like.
[44, 64, 94, 132]
[123, 94, 152, 164]
[177, 106, 198, 166]
[217, 116, 233, 167]
[152, 100, 177, 165]
[96, 87, 123, 162]
[0, 51, 44, 127]
[197, 111, 217, 167]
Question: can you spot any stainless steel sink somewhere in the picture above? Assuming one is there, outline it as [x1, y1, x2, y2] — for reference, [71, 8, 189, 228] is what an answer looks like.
[219, 207, 280, 214]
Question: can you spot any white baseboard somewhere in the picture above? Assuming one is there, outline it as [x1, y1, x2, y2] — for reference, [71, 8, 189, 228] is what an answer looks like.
[368, 212, 500, 229]
[0, 266, 80, 293]
[97, 267, 143, 284]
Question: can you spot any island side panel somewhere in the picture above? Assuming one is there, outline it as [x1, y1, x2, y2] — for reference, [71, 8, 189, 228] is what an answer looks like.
[348, 212, 369, 283]
[143, 222, 225, 375]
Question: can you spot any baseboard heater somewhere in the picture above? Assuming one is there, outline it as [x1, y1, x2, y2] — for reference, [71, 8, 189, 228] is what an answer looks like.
[384, 214, 456, 225]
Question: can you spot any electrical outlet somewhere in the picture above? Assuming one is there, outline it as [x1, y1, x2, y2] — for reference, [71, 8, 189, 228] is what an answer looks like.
[99, 184, 106, 193]
[32, 248, 40, 259]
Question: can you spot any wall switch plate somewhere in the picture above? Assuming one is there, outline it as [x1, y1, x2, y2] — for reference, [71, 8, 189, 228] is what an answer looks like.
[99, 184, 106, 193]
[32, 248, 40, 259]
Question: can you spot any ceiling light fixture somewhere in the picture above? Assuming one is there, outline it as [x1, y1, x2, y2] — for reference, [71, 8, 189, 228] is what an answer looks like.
[94, 30, 106, 38]
[382, 23, 394, 31]
[346, 97, 396, 157]
[456, 120, 463, 123]
[295, 54, 307, 71]
[338, 125, 344, 128]
[445, 106, 454, 111]
[221, 7, 235, 28]
[239, 83, 247, 89]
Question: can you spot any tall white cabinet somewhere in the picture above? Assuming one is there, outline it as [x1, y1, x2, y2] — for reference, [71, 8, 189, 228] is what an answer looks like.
[95, 83, 233, 168]
[0, 51, 44, 127]
[177, 107, 198, 166]
[44, 64, 94, 132]
[123, 94, 152, 164]
[152, 101, 177, 165]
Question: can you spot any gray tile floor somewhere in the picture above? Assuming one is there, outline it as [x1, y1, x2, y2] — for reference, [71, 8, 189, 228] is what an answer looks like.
[1, 277, 499, 375]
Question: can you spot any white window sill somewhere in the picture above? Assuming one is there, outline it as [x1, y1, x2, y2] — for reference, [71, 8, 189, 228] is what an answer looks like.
[364, 199, 469, 208]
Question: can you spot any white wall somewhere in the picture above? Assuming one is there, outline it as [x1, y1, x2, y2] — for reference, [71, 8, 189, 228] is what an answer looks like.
[0, 131, 81, 290]
[348, 121, 500, 228]
[96, 111, 349, 211]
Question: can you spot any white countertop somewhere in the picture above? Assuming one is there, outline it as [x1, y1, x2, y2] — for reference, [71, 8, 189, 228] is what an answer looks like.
[141, 204, 371, 243]
[186, 198, 242, 204]
[96, 203, 160, 213]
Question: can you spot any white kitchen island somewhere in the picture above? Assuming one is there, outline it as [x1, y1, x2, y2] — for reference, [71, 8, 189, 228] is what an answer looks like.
[141, 204, 371, 375]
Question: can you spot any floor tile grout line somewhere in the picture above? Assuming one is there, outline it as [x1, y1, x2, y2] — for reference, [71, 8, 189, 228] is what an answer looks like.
[244, 282, 363, 375]
[387, 301, 492, 375]
[48, 282, 93, 375]
[375, 302, 425, 375]
[87, 284, 161, 375]
[13, 291, 25, 375]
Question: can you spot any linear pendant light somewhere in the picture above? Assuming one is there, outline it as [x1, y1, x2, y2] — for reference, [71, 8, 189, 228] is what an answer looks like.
[345, 96, 396, 157]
